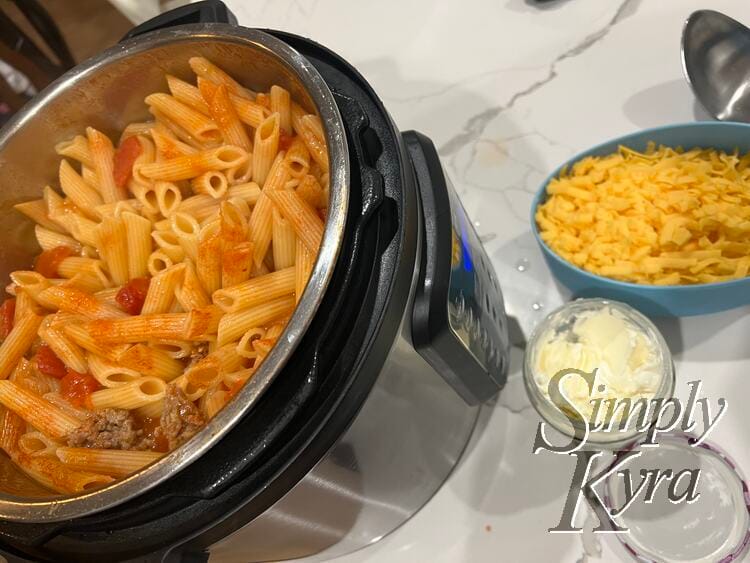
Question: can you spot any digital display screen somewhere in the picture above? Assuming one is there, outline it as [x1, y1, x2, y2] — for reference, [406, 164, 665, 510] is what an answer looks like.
[445, 178, 507, 386]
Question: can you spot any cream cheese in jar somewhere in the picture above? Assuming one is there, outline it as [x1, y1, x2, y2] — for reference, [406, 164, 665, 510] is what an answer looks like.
[524, 298, 674, 444]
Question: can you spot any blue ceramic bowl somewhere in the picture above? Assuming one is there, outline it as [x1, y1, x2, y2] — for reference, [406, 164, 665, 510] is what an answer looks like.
[531, 121, 750, 317]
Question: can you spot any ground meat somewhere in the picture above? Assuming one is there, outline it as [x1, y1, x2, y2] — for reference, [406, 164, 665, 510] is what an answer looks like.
[159, 384, 206, 450]
[67, 408, 145, 450]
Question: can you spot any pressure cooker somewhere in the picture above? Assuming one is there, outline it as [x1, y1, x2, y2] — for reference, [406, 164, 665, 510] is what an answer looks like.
[0, 2, 510, 561]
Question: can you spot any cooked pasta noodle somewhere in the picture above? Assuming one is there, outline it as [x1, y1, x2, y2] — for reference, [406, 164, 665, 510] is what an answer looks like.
[2, 58, 329, 491]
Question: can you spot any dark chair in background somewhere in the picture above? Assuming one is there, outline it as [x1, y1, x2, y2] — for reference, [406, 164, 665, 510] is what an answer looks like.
[0, 0, 73, 119]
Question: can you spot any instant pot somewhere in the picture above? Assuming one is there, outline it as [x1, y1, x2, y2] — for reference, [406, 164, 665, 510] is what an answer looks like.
[0, 2, 510, 561]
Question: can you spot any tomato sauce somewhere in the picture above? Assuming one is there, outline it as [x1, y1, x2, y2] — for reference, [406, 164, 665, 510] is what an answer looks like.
[0, 298, 15, 340]
[139, 416, 169, 453]
[115, 277, 150, 315]
[36, 345, 67, 379]
[60, 369, 101, 408]
[113, 136, 142, 191]
[279, 131, 294, 151]
[34, 246, 74, 278]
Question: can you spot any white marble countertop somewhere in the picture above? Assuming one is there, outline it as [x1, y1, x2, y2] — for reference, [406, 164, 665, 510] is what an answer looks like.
[217, 1, 750, 561]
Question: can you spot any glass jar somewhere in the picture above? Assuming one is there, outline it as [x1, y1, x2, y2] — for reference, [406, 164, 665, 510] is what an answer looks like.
[523, 298, 675, 450]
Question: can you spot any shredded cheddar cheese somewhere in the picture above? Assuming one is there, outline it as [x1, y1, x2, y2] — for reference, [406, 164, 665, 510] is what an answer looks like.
[536, 143, 750, 285]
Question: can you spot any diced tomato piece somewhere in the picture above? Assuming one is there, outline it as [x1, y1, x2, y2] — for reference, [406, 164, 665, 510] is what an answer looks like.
[0, 298, 15, 340]
[34, 246, 74, 278]
[113, 135, 142, 191]
[279, 131, 294, 151]
[36, 345, 67, 379]
[60, 369, 101, 408]
[115, 277, 150, 315]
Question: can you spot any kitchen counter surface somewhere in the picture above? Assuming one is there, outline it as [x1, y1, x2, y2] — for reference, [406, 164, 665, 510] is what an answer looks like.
[221, 1, 750, 561]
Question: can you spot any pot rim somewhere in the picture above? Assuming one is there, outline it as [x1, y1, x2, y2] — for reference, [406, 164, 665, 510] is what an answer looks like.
[0, 23, 349, 523]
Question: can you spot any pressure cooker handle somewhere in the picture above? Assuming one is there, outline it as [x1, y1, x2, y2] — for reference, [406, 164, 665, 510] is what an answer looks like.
[122, 0, 237, 41]
[405, 131, 509, 405]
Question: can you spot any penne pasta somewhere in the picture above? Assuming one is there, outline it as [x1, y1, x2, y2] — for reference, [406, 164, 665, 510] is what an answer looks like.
[272, 208, 296, 270]
[222, 367, 255, 390]
[270, 85, 292, 135]
[147, 250, 174, 277]
[252, 113, 280, 185]
[284, 137, 311, 179]
[0, 381, 80, 439]
[295, 114, 329, 172]
[178, 194, 221, 219]
[221, 241, 253, 289]
[35, 225, 82, 253]
[192, 170, 228, 199]
[130, 182, 160, 216]
[216, 295, 295, 347]
[120, 121, 156, 141]
[82, 313, 188, 343]
[89, 376, 166, 410]
[170, 211, 200, 262]
[151, 230, 185, 263]
[236, 327, 265, 359]
[141, 263, 184, 315]
[185, 304, 224, 340]
[197, 221, 222, 295]
[0, 407, 25, 455]
[150, 339, 192, 359]
[0, 312, 44, 380]
[43, 392, 90, 422]
[122, 211, 152, 279]
[140, 145, 248, 182]
[56, 447, 162, 478]
[55, 135, 93, 168]
[59, 159, 103, 217]
[87, 127, 124, 202]
[39, 318, 88, 373]
[155, 181, 182, 216]
[96, 215, 129, 285]
[212, 267, 295, 313]
[116, 343, 183, 381]
[88, 354, 141, 388]
[225, 157, 253, 185]
[176, 260, 210, 310]
[200, 80, 252, 150]
[184, 344, 242, 388]
[200, 386, 228, 419]
[189, 56, 255, 99]
[14, 290, 37, 326]
[227, 181, 261, 204]
[230, 92, 269, 128]
[150, 122, 198, 160]
[295, 237, 315, 303]
[63, 323, 128, 362]
[3, 58, 331, 490]
[167, 74, 210, 115]
[267, 189, 324, 254]
[16, 199, 65, 233]
[18, 431, 59, 458]
[145, 93, 221, 145]
[13, 453, 114, 494]
[39, 285, 126, 320]
[296, 174, 326, 208]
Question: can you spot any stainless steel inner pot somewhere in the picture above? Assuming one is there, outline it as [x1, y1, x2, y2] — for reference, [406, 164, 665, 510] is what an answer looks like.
[0, 23, 349, 522]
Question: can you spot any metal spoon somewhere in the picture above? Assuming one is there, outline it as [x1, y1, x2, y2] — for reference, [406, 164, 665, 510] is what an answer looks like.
[682, 10, 750, 122]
